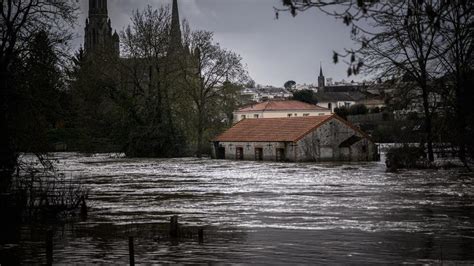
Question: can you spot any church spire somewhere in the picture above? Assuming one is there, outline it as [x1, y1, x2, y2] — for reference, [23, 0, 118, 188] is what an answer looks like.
[318, 62, 325, 89]
[169, 0, 183, 52]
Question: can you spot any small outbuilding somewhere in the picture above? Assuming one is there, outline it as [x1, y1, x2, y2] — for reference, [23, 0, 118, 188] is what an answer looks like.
[211, 115, 378, 162]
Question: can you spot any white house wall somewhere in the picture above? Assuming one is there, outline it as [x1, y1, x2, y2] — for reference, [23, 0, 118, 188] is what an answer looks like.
[233, 110, 332, 123]
[317, 101, 356, 113]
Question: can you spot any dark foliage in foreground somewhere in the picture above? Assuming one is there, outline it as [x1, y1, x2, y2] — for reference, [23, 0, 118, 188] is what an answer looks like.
[385, 146, 426, 171]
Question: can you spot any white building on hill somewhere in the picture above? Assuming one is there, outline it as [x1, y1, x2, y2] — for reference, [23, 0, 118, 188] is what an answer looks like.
[233, 100, 331, 123]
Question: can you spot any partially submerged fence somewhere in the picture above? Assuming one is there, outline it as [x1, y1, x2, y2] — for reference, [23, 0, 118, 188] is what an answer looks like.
[44, 215, 205, 265]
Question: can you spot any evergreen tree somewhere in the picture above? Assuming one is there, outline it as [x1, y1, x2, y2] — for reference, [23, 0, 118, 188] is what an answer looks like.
[13, 30, 64, 152]
[292, 90, 318, 105]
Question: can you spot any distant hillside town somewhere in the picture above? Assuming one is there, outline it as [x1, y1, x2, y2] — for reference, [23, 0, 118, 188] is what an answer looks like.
[238, 63, 446, 122]
[239, 65, 384, 112]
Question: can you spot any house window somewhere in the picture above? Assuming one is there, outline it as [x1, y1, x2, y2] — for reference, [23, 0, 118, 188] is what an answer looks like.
[254, 114, 259, 118]
[287, 114, 292, 117]
[241, 115, 246, 119]
[328, 103, 332, 111]
[294, 113, 298, 116]
[303, 113, 310, 117]
[345, 102, 351, 107]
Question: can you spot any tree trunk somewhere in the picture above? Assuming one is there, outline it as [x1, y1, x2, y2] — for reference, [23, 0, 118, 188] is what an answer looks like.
[196, 107, 204, 158]
[455, 72, 471, 171]
[420, 83, 434, 162]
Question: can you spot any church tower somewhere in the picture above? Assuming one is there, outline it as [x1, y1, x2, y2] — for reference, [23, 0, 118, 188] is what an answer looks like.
[84, 0, 119, 57]
[318, 63, 326, 90]
[168, 0, 183, 55]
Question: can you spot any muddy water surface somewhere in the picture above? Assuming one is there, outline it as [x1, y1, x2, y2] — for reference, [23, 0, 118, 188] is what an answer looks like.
[1, 153, 473, 264]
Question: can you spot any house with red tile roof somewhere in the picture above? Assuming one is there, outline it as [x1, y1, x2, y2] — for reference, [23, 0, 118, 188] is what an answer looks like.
[212, 114, 378, 162]
[233, 100, 331, 123]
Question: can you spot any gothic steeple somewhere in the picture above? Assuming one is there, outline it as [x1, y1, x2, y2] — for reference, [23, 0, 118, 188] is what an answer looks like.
[89, 0, 108, 16]
[318, 63, 325, 89]
[84, 0, 119, 57]
[169, 0, 183, 53]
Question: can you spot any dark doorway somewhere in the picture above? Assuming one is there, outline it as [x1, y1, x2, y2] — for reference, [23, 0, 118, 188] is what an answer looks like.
[255, 148, 263, 161]
[276, 148, 285, 161]
[217, 147, 225, 159]
[236, 147, 244, 160]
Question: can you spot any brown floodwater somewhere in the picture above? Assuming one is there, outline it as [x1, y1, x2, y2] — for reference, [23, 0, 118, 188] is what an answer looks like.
[1, 153, 473, 264]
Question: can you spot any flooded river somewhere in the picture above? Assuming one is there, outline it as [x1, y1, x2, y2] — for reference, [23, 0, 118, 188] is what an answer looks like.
[1, 153, 474, 264]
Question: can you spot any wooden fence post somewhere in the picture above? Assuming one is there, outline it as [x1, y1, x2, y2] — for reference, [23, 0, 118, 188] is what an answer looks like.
[80, 195, 87, 220]
[170, 215, 179, 238]
[46, 230, 53, 265]
[129, 236, 135, 266]
[198, 228, 204, 244]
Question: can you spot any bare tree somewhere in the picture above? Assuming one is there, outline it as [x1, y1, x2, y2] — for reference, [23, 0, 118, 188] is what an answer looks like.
[276, 0, 471, 163]
[120, 4, 171, 127]
[360, 1, 447, 162]
[182, 30, 247, 157]
[434, 1, 474, 167]
[0, 0, 77, 71]
[106, 5, 188, 156]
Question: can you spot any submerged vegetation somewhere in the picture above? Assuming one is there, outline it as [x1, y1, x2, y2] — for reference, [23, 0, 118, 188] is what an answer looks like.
[3, 155, 88, 224]
[385, 146, 426, 171]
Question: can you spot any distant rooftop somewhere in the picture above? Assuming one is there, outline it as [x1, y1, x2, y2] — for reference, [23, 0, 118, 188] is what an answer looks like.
[237, 100, 329, 112]
[313, 92, 368, 102]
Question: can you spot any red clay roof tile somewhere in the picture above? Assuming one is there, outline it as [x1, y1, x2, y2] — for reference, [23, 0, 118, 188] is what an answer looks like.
[213, 115, 334, 142]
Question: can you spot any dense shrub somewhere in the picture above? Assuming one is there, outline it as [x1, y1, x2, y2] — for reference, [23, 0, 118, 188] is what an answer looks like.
[370, 107, 381, 113]
[349, 104, 368, 115]
[385, 145, 425, 171]
[334, 106, 349, 119]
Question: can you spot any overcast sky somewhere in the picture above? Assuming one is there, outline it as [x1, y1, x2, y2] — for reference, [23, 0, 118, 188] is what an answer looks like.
[73, 0, 367, 87]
